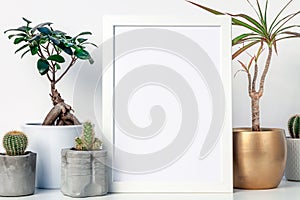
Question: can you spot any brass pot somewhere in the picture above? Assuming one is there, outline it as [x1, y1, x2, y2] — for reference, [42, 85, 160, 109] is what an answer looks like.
[233, 128, 287, 189]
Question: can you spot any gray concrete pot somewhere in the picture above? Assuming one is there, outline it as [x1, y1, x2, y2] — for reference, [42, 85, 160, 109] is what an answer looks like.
[0, 152, 36, 196]
[285, 138, 300, 181]
[61, 148, 108, 197]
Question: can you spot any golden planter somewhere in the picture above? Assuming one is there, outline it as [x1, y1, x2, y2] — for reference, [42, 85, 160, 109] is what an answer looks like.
[233, 128, 287, 189]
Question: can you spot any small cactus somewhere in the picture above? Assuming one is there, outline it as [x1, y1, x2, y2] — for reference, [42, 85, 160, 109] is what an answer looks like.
[288, 114, 300, 138]
[75, 121, 102, 150]
[3, 131, 28, 156]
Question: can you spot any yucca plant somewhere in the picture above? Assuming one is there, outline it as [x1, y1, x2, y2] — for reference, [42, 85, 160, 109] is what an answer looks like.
[188, 0, 300, 131]
[4, 18, 97, 125]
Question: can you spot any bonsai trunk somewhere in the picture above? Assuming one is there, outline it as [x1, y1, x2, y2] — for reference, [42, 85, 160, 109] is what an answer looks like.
[42, 83, 80, 126]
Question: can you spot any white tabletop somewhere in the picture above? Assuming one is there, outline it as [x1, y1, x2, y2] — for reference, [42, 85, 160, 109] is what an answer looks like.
[0, 180, 298, 200]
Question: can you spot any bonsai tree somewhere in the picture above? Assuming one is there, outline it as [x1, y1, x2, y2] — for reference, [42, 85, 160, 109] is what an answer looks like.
[4, 18, 97, 126]
[188, 0, 300, 131]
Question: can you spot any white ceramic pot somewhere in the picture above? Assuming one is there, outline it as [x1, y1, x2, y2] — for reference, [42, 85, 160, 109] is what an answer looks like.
[22, 124, 82, 189]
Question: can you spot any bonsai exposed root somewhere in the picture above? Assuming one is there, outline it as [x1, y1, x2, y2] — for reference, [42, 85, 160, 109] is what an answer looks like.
[42, 102, 80, 125]
[42, 88, 80, 125]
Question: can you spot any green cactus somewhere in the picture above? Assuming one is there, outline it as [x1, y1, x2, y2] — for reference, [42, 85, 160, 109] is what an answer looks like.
[288, 115, 300, 138]
[75, 121, 102, 150]
[3, 131, 28, 156]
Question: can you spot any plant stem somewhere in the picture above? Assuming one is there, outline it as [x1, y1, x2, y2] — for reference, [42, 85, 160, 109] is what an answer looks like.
[251, 93, 260, 131]
[259, 47, 273, 95]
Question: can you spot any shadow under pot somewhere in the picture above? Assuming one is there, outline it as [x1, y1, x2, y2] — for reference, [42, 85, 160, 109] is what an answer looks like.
[0, 152, 36, 197]
[61, 148, 108, 197]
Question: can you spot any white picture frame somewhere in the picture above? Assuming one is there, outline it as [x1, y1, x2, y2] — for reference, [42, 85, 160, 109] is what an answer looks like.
[102, 15, 232, 193]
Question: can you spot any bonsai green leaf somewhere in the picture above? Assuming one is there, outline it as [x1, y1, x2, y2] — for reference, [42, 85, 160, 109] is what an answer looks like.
[55, 63, 61, 70]
[37, 59, 50, 75]
[21, 49, 30, 58]
[8, 33, 27, 39]
[30, 45, 38, 55]
[82, 42, 98, 48]
[47, 54, 65, 63]
[59, 44, 73, 55]
[75, 31, 92, 37]
[77, 38, 88, 43]
[71, 31, 92, 42]
[232, 40, 260, 59]
[22, 17, 32, 24]
[88, 57, 94, 64]
[14, 37, 25, 44]
[4, 26, 28, 34]
[28, 34, 41, 42]
[64, 42, 75, 48]
[48, 35, 60, 45]
[52, 30, 66, 35]
[14, 44, 29, 54]
[37, 27, 52, 35]
[74, 48, 91, 60]
[31, 22, 52, 34]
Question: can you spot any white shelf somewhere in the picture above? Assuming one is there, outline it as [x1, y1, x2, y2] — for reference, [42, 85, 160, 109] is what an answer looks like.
[0, 180, 299, 200]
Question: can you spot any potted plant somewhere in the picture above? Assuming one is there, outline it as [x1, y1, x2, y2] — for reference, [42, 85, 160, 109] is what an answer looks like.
[61, 121, 107, 197]
[285, 115, 300, 181]
[0, 131, 36, 196]
[187, 0, 300, 189]
[4, 18, 96, 188]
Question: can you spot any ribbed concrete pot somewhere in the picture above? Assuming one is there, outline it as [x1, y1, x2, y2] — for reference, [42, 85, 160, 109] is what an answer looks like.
[285, 138, 300, 181]
[0, 152, 36, 196]
[61, 149, 108, 197]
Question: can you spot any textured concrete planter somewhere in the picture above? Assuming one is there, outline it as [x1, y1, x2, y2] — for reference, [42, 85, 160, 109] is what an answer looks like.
[61, 148, 108, 197]
[285, 138, 300, 181]
[0, 152, 36, 196]
[22, 124, 82, 189]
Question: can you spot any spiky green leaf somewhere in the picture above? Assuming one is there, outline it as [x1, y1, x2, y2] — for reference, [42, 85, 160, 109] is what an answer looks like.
[232, 40, 260, 59]
[232, 33, 256, 45]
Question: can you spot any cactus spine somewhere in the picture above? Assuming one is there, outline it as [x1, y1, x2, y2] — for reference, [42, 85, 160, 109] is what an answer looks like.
[288, 114, 300, 138]
[3, 131, 28, 156]
[75, 121, 102, 150]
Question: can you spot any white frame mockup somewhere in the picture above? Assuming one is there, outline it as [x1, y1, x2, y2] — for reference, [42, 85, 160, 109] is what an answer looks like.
[102, 15, 232, 193]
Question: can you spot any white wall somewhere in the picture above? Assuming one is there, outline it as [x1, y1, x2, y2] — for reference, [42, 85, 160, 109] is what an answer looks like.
[0, 0, 300, 142]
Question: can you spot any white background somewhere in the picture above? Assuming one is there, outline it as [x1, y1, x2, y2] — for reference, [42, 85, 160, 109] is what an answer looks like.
[0, 0, 300, 149]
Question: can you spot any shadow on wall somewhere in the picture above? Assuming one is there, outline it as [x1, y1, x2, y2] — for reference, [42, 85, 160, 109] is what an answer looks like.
[73, 47, 102, 137]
